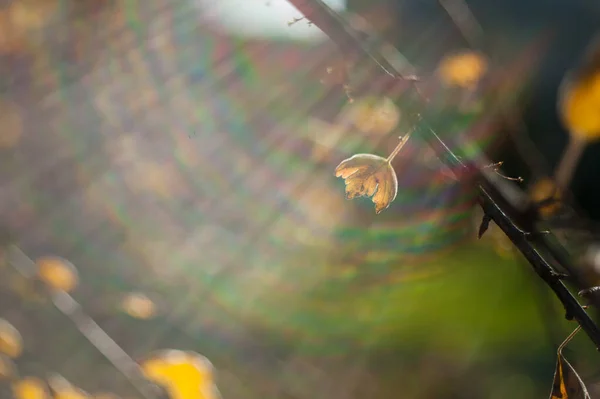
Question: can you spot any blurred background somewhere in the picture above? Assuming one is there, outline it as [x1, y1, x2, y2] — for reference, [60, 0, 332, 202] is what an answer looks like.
[0, 0, 599, 398]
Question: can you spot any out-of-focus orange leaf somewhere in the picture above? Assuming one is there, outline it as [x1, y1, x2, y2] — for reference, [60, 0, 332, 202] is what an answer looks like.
[0, 318, 23, 359]
[560, 72, 600, 140]
[529, 178, 562, 217]
[346, 96, 401, 136]
[553, 37, 600, 189]
[36, 256, 79, 293]
[120, 292, 157, 320]
[549, 327, 590, 399]
[438, 50, 488, 89]
[559, 35, 600, 141]
[335, 153, 398, 214]
[12, 377, 50, 399]
[140, 349, 221, 399]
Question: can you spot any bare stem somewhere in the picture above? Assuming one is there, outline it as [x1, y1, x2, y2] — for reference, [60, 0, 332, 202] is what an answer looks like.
[387, 131, 412, 162]
[558, 325, 582, 355]
[554, 135, 587, 191]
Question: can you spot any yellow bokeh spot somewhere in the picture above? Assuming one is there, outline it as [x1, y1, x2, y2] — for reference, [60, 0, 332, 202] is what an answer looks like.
[529, 178, 561, 217]
[12, 377, 50, 399]
[348, 96, 401, 136]
[0, 354, 17, 380]
[140, 350, 219, 399]
[36, 256, 79, 293]
[560, 73, 600, 140]
[121, 292, 157, 320]
[0, 318, 23, 359]
[438, 51, 488, 89]
[0, 99, 23, 149]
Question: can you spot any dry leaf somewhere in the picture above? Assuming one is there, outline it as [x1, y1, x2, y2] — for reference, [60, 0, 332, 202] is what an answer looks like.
[549, 326, 591, 399]
[334, 153, 398, 214]
[550, 354, 590, 399]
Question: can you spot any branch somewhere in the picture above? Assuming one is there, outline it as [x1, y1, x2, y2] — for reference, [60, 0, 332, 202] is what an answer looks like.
[286, 0, 600, 349]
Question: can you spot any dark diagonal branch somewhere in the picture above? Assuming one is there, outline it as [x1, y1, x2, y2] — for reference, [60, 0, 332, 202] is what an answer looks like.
[286, 0, 600, 350]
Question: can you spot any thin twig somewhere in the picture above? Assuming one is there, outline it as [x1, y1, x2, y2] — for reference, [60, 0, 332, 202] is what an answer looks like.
[386, 132, 411, 162]
[5, 245, 161, 399]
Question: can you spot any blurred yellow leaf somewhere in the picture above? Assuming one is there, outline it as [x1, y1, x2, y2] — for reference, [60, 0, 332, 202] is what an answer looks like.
[12, 377, 50, 399]
[0, 318, 23, 359]
[529, 178, 562, 216]
[0, 354, 17, 380]
[120, 292, 157, 320]
[347, 96, 401, 136]
[334, 153, 398, 214]
[560, 72, 600, 141]
[559, 35, 600, 141]
[47, 374, 91, 399]
[140, 349, 220, 399]
[438, 51, 488, 89]
[36, 256, 79, 293]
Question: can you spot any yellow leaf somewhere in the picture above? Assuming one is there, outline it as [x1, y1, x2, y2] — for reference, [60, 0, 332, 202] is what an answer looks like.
[550, 354, 590, 399]
[334, 153, 398, 214]
[12, 377, 50, 399]
[140, 349, 220, 399]
[0, 318, 23, 359]
[36, 256, 79, 293]
[438, 51, 488, 89]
